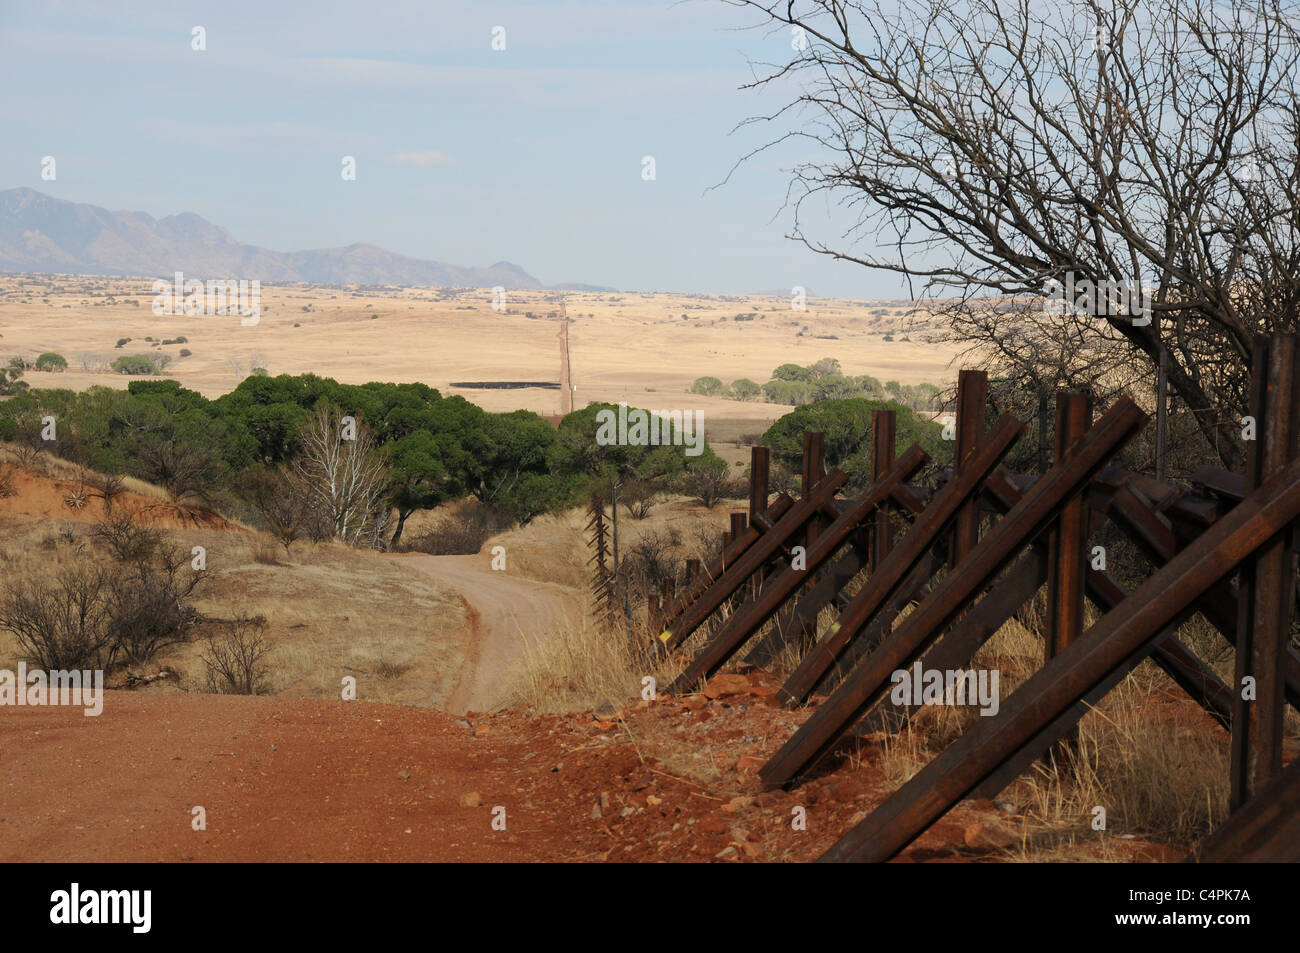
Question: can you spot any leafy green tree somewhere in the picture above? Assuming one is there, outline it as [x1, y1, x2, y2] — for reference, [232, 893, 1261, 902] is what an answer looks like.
[730, 378, 760, 401]
[386, 430, 458, 546]
[34, 352, 67, 372]
[111, 354, 159, 375]
[807, 357, 842, 379]
[812, 374, 860, 402]
[761, 398, 948, 489]
[0, 365, 27, 396]
[690, 376, 725, 397]
[761, 379, 812, 405]
[772, 362, 812, 382]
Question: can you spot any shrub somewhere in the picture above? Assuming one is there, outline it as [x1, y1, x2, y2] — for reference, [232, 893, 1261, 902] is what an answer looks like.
[105, 546, 204, 665]
[239, 466, 318, 555]
[619, 478, 660, 519]
[92, 508, 162, 563]
[401, 508, 500, 556]
[33, 352, 67, 372]
[115, 338, 130, 348]
[0, 564, 113, 669]
[729, 378, 760, 401]
[88, 471, 126, 513]
[201, 615, 272, 695]
[178, 348, 192, 358]
[111, 354, 159, 375]
[689, 376, 725, 397]
[680, 459, 739, 508]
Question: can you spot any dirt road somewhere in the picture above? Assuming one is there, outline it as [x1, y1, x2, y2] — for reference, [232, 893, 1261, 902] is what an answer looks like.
[398, 554, 583, 714]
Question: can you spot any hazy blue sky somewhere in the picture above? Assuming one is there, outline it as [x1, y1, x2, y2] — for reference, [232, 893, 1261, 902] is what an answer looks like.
[0, 0, 915, 298]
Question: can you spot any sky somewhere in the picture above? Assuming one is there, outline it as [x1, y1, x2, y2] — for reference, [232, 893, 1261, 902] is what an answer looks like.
[0, 0, 916, 298]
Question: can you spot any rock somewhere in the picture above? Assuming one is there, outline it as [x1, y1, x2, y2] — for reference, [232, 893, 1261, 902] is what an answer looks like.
[714, 845, 739, 860]
[722, 795, 753, 814]
[589, 804, 602, 820]
[704, 674, 751, 699]
[740, 840, 764, 859]
[996, 801, 1018, 816]
[681, 694, 708, 711]
[620, 806, 636, 818]
[964, 820, 1017, 850]
[396, 769, 410, 781]
[459, 792, 482, 808]
[592, 720, 617, 731]
[736, 754, 765, 774]
[646, 794, 664, 807]
[594, 700, 619, 719]
[599, 792, 611, 811]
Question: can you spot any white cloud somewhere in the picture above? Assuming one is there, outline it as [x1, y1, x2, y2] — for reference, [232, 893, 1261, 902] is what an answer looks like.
[386, 150, 456, 168]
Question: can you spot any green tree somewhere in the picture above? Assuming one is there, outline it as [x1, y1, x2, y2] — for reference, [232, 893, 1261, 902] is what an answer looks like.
[730, 378, 760, 401]
[761, 398, 948, 489]
[111, 354, 159, 375]
[807, 357, 842, 379]
[690, 376, 725, 397]
[761, 379, 812, 405]
[33, 352, 67, 372]
[772, 362, 812, 382]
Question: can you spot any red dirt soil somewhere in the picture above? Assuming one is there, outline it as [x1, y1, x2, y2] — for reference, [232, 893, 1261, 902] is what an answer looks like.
[0, 682, 1185, 862]
[0, 465, 236, 530]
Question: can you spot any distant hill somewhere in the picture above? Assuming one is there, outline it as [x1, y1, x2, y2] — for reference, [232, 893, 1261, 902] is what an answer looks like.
[0, 188, 604, 290]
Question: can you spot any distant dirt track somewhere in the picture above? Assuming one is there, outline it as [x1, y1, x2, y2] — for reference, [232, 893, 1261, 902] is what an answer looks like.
[398, 554, 583, 714]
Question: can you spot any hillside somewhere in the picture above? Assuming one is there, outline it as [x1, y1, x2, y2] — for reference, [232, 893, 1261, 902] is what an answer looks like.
[0, 188, 546, 289]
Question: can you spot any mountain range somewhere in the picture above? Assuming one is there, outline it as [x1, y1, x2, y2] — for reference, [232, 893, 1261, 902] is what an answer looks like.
[0, 188, 609, 291]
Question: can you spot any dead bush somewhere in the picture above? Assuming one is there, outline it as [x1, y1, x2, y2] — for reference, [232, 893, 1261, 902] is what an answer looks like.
[251, 541, 282, 565]
[680, 464, 744, 509]
[201, 615, 272, 695]
[105, 545, 205, 666]
[620, 478, 660, 519]
[402, 508, 501, 556]
[88, 471, 127, 512]
[0, 563, 114, 669]
[624, 528, 682, 592]
[239, 465, 319, 555]
[92, 507, 162, 563]
[0, 464, 14, 499]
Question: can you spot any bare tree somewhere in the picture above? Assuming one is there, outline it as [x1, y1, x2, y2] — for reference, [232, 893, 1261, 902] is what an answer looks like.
[722, 0, 1300, 469]
[291, 405, 392, 548]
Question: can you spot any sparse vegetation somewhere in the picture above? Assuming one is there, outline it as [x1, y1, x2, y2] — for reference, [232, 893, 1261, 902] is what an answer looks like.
[201, 614, 272, 695]
[111, 354, 162, 375]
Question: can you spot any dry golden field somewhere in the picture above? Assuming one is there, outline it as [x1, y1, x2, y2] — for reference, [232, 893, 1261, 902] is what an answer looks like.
[0, 275, 963, 421]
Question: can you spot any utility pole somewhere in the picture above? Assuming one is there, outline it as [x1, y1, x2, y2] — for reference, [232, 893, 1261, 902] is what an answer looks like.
[558, 296, 573, 415]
